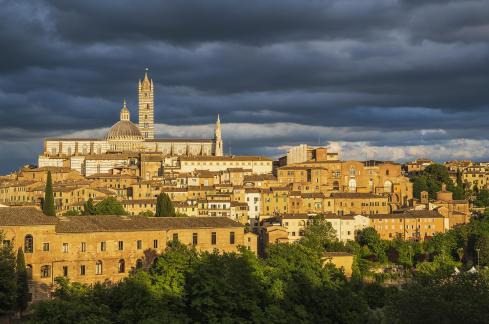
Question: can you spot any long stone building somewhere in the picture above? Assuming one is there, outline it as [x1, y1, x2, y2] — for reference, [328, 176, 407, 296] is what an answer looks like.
[0, 206, 257, 302]
[38, 70, 224, 174]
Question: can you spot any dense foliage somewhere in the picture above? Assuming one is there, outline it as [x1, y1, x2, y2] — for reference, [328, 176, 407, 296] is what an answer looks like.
[27, 223, 377, 324]
[2, 214, 489, 322]
[64, 197, 128, 216]
[411, 164, 465, 200]
[155, 192, 176, 217]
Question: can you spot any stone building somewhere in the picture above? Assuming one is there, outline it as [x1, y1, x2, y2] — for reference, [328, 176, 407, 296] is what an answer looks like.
[38, 70, 224, 175]
[370, 210, 447, 241]
[277, 160, 413, 210]
[0, 206, 257, 302]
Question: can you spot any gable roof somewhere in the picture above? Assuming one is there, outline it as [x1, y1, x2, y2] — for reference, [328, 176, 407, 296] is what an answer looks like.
[0, 207, 58, 226]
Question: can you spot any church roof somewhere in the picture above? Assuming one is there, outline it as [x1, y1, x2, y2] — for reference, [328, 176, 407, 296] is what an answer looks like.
[106, 120, 143, 140]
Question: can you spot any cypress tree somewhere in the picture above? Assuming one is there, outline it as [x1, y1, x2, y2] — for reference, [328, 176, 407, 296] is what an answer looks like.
[155, 193, 176, 217]
[155, 193, 165, 217]
[16, 248, 29, 315]
[0, 234, 16, 315]
[42, 171, 56, 216]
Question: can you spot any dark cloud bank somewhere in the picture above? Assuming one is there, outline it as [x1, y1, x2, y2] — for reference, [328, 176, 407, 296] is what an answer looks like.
[0, 0, 488, 172]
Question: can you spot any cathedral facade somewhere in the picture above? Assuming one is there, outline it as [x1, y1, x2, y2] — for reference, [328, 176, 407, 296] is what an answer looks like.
[38, 70, 223, 173]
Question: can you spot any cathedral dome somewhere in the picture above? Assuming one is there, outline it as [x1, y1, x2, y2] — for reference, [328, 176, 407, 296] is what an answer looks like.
[106, 120, 143, 140]
[106, 100, 144, 141]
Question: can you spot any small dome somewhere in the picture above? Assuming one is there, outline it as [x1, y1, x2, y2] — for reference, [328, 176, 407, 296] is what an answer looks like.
[106, 120, 143, 140]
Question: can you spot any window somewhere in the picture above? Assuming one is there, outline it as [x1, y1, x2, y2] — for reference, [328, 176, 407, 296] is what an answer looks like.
[81, 242, 86, 252]
[42, 242, 49, 251]
[137, 240, 142, 250]
[118, 241, 124, 251]
[63, 266, 68, 277]
[136, 259, 143, 270]
[230, 232, 235, 244]
[95, 261, 103, 275]
[192, 233, 198, 245]
[153, 239, 158, 249]
[100, 241, 106, 252]
[211, 232, 217, 245]
[40, 265, 51, 278]
[173, 233, 179, 241]
[118, 259, 125, 273]
[332, 181, 340, 191]
[24, 234, 33, 253]
[62, 243, 69, 253]
[80, 265, 86, 276]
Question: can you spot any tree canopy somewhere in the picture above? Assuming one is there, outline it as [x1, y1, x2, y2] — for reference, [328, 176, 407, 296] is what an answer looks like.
[411, 164, 464, 200]
[155, 192, 176, 217]
[93, 197, 127, 215]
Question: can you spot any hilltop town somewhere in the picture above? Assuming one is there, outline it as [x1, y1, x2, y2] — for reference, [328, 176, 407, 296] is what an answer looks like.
[1, 72, 489, 319]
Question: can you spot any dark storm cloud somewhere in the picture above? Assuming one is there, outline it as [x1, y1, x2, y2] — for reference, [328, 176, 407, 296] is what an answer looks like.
[0, 0, 489, 172]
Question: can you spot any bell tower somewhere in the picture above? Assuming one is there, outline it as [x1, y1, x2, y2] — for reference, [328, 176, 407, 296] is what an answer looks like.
[214, 114, 223, 156]
[138, 68, 154, 140]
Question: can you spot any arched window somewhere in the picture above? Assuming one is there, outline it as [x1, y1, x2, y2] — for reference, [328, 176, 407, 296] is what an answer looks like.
[95, 260, 103, 275]
[332, 181, 340, 191]
[24, 235, 33, 253]
[384, 180, 393, 193]
[118, 259, 125, 273]
[136, 259, 143, 270]
[369, 179, 374, 191]
[348, 179, 357, 192]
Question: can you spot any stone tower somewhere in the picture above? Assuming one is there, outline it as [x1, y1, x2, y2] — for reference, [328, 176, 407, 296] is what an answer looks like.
[138, 68, 154, 140]
[214, 114, 223, 156]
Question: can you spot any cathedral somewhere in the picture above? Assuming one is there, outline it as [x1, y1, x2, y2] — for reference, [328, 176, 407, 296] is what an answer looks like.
[38, 70, 223, 172]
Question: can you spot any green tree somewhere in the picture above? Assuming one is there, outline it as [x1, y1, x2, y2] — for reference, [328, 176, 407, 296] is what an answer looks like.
[456, 168, 463, 188]
[474, 189, 489, 207]
[155, 192, 176, 217]
[299, 214, 337, 252]
[411, 164, 465, 199]
[186, 250, 266, 323]
[150, 241, 197, 297]
[94, 197, 127, 215]
[82, 198, 96, 215]
[385, 273, 489, 324]
[138, 210, 154, 217]
[412, 175, 429, 199]
[474, 232, 489, 266]
[0, 233, 16, 315]
[356, 227, 386, 263]
[15, 248, 29, 315]
[42, 171, 56, 216]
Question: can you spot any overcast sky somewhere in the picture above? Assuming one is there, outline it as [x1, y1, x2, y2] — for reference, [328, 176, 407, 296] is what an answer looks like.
[1, 0, 489, 173]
